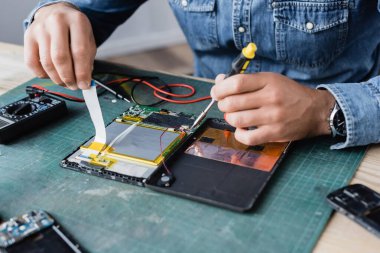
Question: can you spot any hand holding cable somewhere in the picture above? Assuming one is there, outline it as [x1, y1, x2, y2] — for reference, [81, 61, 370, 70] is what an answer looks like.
[24, 2, 96, 90]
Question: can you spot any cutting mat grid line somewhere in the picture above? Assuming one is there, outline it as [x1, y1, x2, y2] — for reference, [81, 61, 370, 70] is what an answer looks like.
[0, 67, 366, 253]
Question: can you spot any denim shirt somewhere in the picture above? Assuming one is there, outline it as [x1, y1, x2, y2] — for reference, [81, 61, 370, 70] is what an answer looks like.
[24, 0, 380, 149]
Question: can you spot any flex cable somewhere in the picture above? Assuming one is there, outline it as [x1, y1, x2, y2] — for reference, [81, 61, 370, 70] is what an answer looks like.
[82, 80, 107, 151]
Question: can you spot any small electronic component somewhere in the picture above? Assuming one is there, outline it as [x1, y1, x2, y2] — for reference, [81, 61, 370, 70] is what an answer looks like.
[0, 210, 54, 248]
[0, 210, 82, 253]
[0, 87, 67, 143]
[61, 105, 197, 185]
[157, 173, 176, 188]
[142, 113, 195, 129]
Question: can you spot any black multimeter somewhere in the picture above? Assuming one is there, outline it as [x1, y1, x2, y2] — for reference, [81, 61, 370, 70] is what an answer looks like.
[327, 184, 380, 238]
[0, 87, 67, 143]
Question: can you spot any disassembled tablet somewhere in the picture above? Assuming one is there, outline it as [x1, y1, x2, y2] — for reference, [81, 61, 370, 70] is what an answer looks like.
[61, 105, 197, 186]
[61, 105, 290, 211]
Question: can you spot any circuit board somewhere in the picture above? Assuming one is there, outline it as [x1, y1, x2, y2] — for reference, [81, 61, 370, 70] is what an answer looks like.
[0, 210, 54, 248]
[61, 105, 197, 186]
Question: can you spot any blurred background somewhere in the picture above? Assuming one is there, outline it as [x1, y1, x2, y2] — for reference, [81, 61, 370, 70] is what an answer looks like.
[0, 0, 193, 74]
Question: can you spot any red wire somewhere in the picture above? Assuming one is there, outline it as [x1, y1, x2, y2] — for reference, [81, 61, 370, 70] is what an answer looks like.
[107, 77, 211, 104]
[159, 128, 171, 175]
[31, 84, 85, 102]
[159, 129, 186, 175]
[31, 76, 211, 105]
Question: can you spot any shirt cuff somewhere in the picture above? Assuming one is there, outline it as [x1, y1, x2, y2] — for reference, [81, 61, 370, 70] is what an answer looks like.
[23, 1, 80, 31]
[317, 79, 380, 149]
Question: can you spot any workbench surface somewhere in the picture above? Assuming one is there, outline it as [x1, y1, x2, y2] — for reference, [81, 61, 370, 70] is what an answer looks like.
[0, 42, 379, 252]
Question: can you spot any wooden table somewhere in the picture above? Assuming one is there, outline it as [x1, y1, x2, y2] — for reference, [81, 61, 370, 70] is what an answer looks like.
[1, 42, 379, 252]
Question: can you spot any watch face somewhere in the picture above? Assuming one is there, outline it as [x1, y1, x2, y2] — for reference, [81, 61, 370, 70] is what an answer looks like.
[333, 109, 346, 136]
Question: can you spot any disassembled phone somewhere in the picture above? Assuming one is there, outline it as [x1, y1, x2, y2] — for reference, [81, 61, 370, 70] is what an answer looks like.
[0, 210, 82, 253]
[327, 184, 380, 237]
[61, 105, 290, 211]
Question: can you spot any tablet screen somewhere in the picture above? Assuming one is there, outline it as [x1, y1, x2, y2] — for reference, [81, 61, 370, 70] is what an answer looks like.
[185, 126, 288, 172]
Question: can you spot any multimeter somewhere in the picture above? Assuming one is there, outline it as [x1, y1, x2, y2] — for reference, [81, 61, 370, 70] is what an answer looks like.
[0, 87, 67, 143]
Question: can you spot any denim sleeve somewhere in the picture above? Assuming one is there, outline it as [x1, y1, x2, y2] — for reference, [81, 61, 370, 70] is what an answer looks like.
[317, 75, 380, 149]
[24, 0, 147, 45]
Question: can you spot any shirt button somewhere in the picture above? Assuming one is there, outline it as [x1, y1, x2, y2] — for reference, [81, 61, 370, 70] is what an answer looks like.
[306, 22, 314, 30]
[238, 26, 246, 33]
[181, 0, 188, 7]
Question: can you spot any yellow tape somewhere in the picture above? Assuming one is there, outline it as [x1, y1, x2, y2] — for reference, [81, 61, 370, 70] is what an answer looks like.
[81, 142, 113, 153]
[88, 154, 116, 167]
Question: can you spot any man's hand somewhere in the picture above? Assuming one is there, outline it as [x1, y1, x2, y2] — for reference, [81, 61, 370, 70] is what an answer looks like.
[24, 2, 96, 90]
[211, 72, 335, 146]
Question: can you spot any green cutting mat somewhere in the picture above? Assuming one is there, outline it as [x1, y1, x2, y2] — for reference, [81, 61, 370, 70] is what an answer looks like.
[0, 63, 366, 253]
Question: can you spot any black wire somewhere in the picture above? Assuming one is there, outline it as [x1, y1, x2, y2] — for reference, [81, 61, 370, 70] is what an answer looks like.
[93, 72, 162, 85]
[130, 79, 172, 106]
[93, 72, 172, 106]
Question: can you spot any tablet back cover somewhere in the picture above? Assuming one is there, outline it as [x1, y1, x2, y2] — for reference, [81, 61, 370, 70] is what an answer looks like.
[146, 119, 290, 212]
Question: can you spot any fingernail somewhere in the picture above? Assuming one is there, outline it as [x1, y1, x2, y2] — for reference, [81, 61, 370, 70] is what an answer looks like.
[210, 89, 215, 99]
[215, 74, 225, 82]
[66, 82, 77, 90]
[78, 81, 90, 89]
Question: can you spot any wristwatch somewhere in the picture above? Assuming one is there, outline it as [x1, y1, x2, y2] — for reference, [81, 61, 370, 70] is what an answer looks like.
[329, 102, 347, 138]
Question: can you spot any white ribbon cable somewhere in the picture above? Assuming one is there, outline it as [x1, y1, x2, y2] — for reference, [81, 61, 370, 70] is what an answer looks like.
[82, 81, 107, 144]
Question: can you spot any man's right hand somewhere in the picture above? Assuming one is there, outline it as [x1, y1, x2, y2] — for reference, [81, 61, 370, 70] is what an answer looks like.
[24, 2, 97, 90]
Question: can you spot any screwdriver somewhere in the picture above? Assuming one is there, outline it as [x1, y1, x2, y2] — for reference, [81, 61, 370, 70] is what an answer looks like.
[190, 42, 257, 130]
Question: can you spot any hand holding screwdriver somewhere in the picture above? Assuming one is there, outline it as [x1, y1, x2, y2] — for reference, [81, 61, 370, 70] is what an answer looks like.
[190, 42, 257, 129]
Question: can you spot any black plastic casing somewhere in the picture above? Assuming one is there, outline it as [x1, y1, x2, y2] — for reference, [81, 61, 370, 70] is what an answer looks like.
[327, 184, 380, 238]
[0, 96, 67, 143]
[145, 118, 291, 212]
